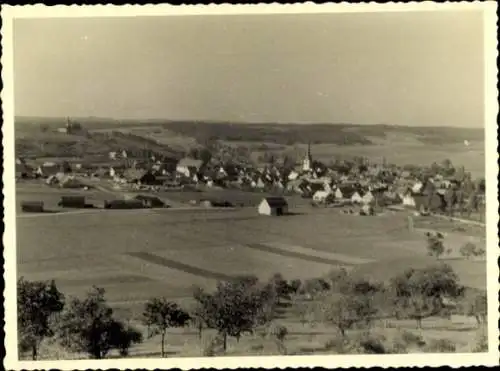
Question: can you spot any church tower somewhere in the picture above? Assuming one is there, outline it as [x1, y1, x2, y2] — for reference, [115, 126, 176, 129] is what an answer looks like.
[66, 117, 72, 134]
[303, 141, 312, 171]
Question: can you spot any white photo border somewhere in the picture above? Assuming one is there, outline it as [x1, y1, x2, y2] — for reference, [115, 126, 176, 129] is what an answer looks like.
[2, 2, 498, 370]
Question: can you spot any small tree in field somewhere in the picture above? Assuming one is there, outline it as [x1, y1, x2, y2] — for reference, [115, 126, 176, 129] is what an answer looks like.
[426, 232, 445, 259]
[190, 286, 211, 342]
[17, 277, 65, 360]
[56, 286, 138, 359]
[289, 279, 302, 295]
[269, 273, 291, 304]
[465, 292, 487, 327]
[390, 264, 464, 329]
[195, 275, 267, 352]
[460, 242, 477, 259]
[315, 292, 377, 337]
[142, 297, 191, 357]
[111, 322, 143, 357]
[270, 324, 288, 355]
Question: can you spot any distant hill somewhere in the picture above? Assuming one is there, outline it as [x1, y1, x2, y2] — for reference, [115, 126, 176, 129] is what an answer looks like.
[15, 116, 484, 147]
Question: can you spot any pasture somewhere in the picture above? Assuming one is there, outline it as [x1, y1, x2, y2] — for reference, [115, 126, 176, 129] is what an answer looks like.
[17, 203, 486, 306]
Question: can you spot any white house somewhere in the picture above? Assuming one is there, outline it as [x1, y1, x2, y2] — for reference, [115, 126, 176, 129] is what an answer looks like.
[313, 190, 331, 202]
[351, 191, 363, 204]
[334, 188, 344, 200]
[402, 193, 416, 207]
[412, 181, 424, 194]
[256, 178, 266, 189]
[258, 197, 289, 216]
[176, 158, 203, 178]
[362, 190, 374, 205]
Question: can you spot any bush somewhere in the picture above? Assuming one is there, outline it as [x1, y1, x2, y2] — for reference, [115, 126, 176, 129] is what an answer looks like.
[424, 338, 456, 353]
[324, 337, 350, 354]
[360, 335, 389, 354]
[203, 335, 223, 357]
[400, 330, 426, 348]
[473, 333, 488, 352]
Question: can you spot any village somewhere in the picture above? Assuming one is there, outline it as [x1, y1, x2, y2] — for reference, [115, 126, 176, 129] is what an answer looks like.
[16, 120, 486, 219]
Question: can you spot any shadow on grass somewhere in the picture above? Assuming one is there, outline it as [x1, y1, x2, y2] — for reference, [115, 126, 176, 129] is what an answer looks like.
[293, 346, 330, 355]
[284, 212, 306, 216]
[109, 350, 179, 358]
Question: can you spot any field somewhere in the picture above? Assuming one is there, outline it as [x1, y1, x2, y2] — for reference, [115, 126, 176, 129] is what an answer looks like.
[16, 183, 487, 357]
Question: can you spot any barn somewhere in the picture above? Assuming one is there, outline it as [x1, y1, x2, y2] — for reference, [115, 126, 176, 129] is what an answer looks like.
[21, 201, 44, 213]
[258, 197, 289, 216]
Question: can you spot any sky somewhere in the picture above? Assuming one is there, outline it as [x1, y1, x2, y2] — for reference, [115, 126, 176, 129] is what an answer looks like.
[13, 11, 484, 127]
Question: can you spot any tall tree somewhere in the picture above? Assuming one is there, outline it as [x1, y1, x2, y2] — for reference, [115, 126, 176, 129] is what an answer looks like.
[17, 278, 65, 360]
[142, 298, 190, 357]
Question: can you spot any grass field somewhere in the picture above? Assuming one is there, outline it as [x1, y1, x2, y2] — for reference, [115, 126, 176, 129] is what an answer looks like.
[15, 184, 487, 358]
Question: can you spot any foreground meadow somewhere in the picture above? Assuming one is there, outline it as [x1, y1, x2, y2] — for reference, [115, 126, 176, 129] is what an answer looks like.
[16, 191, 487, 358]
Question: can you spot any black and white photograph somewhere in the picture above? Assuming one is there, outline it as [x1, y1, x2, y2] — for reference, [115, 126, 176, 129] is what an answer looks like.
[2, 3, 498, 369]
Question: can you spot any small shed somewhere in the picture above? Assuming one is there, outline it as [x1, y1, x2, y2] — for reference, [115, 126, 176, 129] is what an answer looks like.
[135, 195, 166, 208]
[104, 199, 144, 209]
[258, 197, 289, 216]
[58, 196, 86, 208]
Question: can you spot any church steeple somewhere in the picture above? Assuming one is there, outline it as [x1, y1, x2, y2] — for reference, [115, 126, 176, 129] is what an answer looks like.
[303, 141, 312, 171]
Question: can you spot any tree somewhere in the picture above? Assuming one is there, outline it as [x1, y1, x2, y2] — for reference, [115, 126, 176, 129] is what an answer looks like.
[199, 148, 213, 165]
[301, 278, 331, 298]
[444, 188, 457, 216]
[142, 297, 190, 357]
[56, 286, 138, 359]
[110, 322, 143, 357]
[465, 292, 487, 327]
[426, 232, 445, 259]
[17, 278, 65, 360]
[270, 324, 288, 355]
[291, 298, 313, 327]
[194, 276, 267, 351]
[389, 264, 464, 329]
[269, 273, 291, 304]
[460, 242, 477, 259]
[288, 279, 302, 295]
[315, 292, 376, 337]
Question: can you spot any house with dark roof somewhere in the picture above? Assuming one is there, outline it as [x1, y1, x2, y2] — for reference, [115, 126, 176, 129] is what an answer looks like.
[258, 197, 289, 216]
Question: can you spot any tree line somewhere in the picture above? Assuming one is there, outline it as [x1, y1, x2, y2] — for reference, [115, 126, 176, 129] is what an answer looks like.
[17, 263, 487, 360]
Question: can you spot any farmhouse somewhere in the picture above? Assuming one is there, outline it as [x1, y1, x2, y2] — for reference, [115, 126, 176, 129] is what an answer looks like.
[258, 197, 289, 216]
[176, 158, 203, 178]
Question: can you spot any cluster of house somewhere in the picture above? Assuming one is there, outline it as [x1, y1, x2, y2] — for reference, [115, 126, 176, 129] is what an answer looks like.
[16, 142, 474, 214]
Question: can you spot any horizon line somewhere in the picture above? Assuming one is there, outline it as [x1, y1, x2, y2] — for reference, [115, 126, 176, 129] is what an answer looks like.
[14, 115, 484, 130]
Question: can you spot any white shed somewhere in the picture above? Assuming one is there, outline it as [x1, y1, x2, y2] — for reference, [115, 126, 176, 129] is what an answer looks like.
[258, 197, 289, 216]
